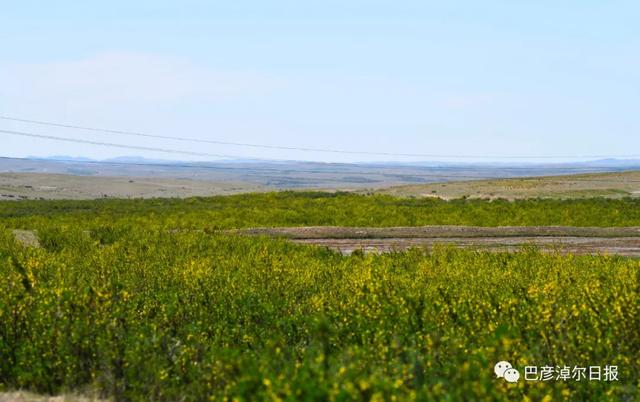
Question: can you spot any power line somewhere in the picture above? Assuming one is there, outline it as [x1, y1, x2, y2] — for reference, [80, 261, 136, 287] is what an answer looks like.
[0, 129, 248, 160]
[3, 127, 637, 174]
[3, 115, 639, 160]
[1, 128, 638, 178]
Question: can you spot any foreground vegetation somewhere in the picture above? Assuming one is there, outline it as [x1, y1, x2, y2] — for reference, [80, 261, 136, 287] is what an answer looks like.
[1, 193, 639, 400]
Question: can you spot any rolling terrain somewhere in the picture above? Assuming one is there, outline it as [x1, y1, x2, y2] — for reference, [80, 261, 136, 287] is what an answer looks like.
[2, 157, 640, 200]
[2, 165, 640, 401]
[375, 171, 640, 200]
[1, 162, 640, 201]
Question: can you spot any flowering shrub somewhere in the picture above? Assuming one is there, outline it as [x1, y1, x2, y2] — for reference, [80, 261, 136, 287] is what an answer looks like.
[1, 193, 640, 230]
[0, 226, 637, 400]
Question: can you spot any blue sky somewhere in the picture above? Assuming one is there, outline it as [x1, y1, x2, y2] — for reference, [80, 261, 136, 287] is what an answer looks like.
[1, 1, 638, 162]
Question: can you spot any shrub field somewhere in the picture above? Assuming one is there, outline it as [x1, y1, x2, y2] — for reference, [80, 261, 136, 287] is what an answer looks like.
[2, 192, 640, 230]
[0, 193, 638, 400]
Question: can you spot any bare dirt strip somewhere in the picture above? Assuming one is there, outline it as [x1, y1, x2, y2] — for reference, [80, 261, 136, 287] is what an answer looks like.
[235, 226, 640, 256]
[12, 226, 640, 257]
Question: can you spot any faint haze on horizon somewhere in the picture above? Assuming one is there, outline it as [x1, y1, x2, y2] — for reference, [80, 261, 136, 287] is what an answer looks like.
[1, 1, 638, 163]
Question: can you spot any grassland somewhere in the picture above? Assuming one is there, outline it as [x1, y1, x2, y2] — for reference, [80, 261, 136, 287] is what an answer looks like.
[1, 193, 639, 401]
[375, 171, 640, 200]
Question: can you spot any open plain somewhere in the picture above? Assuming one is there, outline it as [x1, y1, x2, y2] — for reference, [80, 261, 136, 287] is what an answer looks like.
[375, 171, 640, 200]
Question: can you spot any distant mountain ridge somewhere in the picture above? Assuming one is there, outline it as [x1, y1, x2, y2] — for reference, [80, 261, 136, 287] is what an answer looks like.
[23, 155, 640, 168]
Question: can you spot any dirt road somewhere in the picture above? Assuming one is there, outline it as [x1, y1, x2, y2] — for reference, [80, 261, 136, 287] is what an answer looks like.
[291, 236, 640, 256]
[12, 226, 640, 256]
[237, 226, 640, 256]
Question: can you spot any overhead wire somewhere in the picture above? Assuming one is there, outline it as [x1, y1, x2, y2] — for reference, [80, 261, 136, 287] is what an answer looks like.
[3, 115, 640, 160]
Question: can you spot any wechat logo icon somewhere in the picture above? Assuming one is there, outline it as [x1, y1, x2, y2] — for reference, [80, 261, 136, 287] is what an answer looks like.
[495, 361, 520, 383]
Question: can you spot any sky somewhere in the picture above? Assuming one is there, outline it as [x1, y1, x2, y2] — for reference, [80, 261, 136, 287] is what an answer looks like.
[0, 1, 638, 163]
